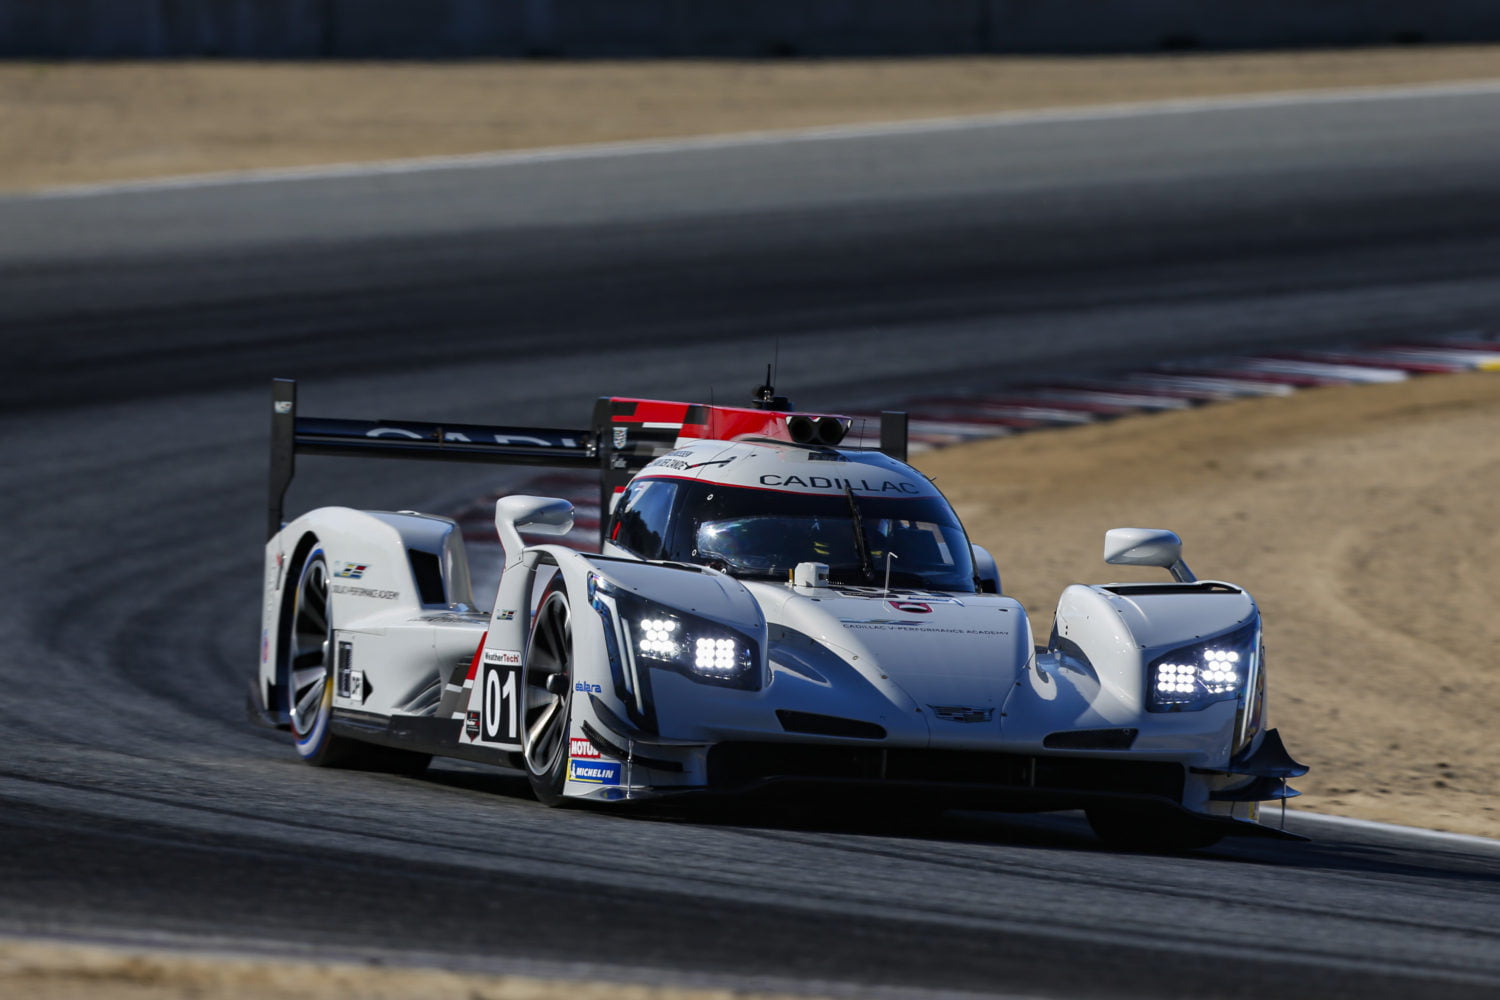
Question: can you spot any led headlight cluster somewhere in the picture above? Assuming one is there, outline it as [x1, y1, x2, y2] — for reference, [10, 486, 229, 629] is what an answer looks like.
[594, 578, 762, 690]
[628, 612, 753, 686]
[1148, 623, 1257, 713]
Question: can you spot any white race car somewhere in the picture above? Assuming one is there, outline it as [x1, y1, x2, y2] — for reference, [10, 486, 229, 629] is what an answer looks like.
[253, 378, 1306, 850]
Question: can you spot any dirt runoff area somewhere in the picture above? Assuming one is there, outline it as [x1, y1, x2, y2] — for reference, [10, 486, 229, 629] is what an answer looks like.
[1, 45, 1499, 191]
[0, 939, 810, 1000]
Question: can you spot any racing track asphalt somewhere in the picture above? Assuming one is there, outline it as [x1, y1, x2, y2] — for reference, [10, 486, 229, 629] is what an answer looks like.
[1, 85, 1499, 999]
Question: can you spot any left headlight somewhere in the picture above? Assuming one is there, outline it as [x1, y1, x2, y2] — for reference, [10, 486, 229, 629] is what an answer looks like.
[1147, 621, 1258, 713]
[594, 578, 761, 690]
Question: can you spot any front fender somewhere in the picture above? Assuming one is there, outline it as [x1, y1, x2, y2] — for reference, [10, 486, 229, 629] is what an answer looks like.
[1001, 582, 1259, 769]
[491, 551, 770, 743]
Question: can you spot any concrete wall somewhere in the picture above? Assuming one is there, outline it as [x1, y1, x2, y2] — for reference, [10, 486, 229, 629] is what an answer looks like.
[3, 1, 1499, 58]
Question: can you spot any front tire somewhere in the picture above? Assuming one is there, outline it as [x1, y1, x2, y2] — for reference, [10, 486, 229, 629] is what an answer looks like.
[1086, 806, 1224, 852]
[283, 546, 429, 774]
[523, 584, 575, 805]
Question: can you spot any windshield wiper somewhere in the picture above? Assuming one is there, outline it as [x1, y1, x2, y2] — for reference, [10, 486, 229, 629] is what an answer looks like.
[842, 484, 875, 584]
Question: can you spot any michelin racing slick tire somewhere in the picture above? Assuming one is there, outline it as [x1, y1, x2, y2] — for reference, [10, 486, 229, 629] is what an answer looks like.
[283, 546, 430, 774]
[1085, 806, 1224, 852]
[523, 582, 575, 806]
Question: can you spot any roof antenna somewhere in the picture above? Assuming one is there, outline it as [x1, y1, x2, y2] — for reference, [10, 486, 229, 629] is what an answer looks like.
[883, 549, 899, 597]
[751, 350, 792, 411]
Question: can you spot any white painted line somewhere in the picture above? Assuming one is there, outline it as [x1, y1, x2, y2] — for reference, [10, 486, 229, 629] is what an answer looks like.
[14, 79, 1500, 202]
[1019, 388, 1191, 410]
[1280, 351, 1468, 374]
[1119, 373, 1297, 397]
[1229, 358, 1409, 383]
[1283, 810, 1500, 854]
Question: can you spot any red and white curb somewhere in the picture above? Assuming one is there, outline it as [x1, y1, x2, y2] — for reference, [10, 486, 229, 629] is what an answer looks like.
[453, 330, 1500, 552]
[863, 330, 1500, 453]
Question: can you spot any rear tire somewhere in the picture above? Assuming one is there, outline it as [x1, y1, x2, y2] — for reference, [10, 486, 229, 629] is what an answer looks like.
[523, 583, 575, 805]
[283, 546, 430, 775]
[1086, 806, 1224, 852]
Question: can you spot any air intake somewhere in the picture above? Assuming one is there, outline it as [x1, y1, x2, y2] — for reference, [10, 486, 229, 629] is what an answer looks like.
[407, 549, 446, 605]
[1043, 728, 1138, 750]
[776, 710, 886, 740]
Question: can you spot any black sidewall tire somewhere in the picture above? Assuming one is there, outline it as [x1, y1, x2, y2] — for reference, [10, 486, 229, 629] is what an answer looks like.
[284, 546, 430, 775]
[525, 584, 574, 806]
[285, 549, 346, 766]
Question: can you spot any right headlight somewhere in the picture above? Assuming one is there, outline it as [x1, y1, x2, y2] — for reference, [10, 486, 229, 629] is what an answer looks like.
[1147, 621, 1259, 713]
[591, 575, 762, 691]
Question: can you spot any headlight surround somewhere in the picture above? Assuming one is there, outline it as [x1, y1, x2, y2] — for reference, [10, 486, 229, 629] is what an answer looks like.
[1147, 621, 1258, 713]
[599, 580, 761, 690]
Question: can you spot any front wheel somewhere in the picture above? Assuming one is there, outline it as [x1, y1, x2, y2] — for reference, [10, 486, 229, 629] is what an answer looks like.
[1086, 806, 1224, 852]
[523, 584, 575, 805]
[283, 546, 429, 774]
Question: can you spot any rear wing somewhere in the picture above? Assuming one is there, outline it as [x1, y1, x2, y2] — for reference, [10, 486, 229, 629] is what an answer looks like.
[268, 378, 910, 544]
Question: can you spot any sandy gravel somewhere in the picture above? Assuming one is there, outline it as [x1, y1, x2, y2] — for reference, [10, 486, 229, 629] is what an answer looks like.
[2, 46, 1499, 191]
[921, 371, 1500, 840]
[0, 939, 807, 1000]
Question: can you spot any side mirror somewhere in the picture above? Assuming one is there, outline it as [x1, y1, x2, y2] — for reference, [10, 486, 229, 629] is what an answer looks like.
[1103, 527, 1196, 583]
[971, 544, 1002, 594]
[496, 496, 574, 565]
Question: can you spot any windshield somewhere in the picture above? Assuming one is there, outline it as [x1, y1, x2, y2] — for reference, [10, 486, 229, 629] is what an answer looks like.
[617, 478, 976, 592]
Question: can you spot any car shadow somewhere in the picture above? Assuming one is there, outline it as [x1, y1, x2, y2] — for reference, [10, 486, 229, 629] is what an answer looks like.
[418, 764, 1500, 885]
[419, 762, 536, 800]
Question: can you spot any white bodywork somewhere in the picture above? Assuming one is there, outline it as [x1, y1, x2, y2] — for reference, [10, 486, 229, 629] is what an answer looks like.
[258, 429, 1298, 836]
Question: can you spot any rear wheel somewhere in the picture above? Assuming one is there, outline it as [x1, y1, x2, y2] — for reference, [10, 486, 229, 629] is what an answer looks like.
[523, 584, 575, 805]
[1086, 806, 1224, 852]
[284, 547, 429, 774]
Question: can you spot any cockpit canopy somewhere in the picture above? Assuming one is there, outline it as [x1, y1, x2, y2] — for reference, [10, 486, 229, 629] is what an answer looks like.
[608, 476, 977, 592]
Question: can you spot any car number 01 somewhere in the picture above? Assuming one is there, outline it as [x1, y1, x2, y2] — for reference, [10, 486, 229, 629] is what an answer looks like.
[481, 663, 521, 744]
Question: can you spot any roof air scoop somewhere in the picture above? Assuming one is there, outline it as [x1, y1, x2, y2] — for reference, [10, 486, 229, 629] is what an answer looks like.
[786, 414, 849, 446]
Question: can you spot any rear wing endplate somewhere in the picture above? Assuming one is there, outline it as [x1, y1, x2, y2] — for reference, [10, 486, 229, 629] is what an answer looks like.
[268, 378, 909, 544]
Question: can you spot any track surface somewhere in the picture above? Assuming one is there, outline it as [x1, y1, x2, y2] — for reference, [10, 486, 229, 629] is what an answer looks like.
[2, 87, 1499, 998]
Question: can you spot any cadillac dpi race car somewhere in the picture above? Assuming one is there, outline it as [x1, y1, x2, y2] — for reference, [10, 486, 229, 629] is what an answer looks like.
[254, 378, 1306, 850]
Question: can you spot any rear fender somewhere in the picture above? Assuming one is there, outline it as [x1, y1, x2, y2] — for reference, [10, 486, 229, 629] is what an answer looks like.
[257, 507, 475, 716]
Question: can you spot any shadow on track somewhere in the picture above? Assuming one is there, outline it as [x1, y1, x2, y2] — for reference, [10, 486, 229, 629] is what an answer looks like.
[417, 763, 1500, 884]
